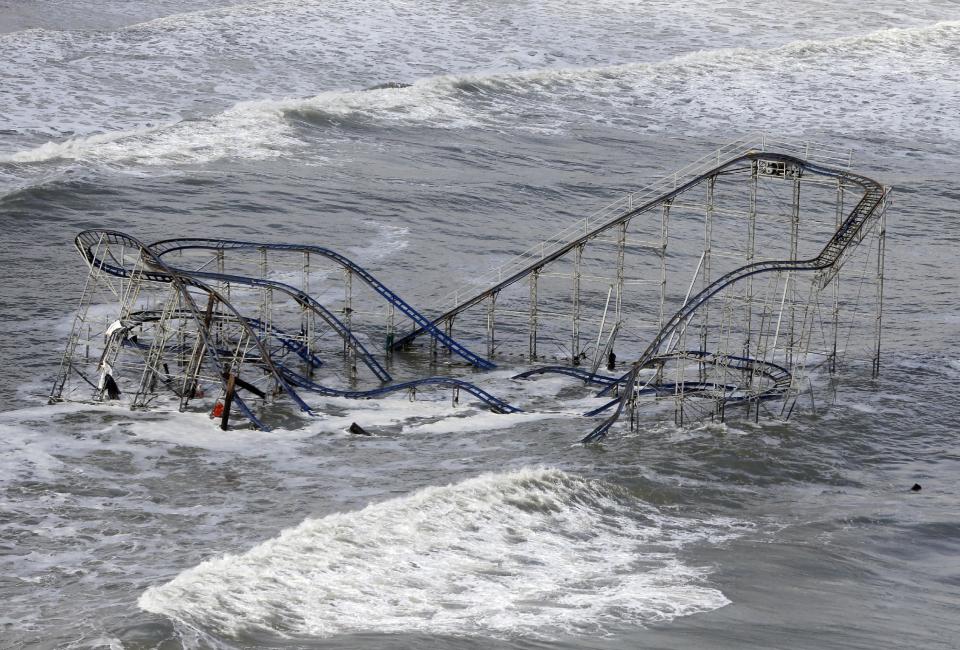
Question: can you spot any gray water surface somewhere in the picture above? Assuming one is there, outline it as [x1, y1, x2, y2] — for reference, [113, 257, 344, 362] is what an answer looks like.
[1, 1, 959, 648]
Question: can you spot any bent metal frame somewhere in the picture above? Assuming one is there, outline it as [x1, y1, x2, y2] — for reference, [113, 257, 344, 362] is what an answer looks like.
[50, 135, 889, 441]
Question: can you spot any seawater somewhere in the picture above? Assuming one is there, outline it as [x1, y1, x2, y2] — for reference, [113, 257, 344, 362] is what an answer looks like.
[1, 1, 959, 648]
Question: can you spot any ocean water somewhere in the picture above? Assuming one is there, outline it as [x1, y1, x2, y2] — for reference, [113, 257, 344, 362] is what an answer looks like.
[2, 1, 960, 648]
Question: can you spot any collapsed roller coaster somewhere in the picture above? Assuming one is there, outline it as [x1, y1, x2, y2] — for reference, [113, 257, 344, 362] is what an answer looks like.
[49, 135, 888, 441]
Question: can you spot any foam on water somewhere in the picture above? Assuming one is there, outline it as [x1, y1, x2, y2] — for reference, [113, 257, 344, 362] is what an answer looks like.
[0, 82, 474, 166]
[2, 100, 301, 166]
[139, 467, 743, 639]
[6, 0, 943, 149]
[348, 220, 411, 263]
[5, 20, 958, 172]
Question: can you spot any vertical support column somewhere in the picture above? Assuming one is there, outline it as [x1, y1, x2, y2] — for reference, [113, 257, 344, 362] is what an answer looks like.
[386, 303, 397, 361]
[701, 176, 715, 360]
[744, 161, 757, 360]
[675, 350, 686, 427]
[486, 293, 498, 359]
[571, 244, 584, 363]
[830, 180, 844, 373]
[134, 284, 182, 408]
[214, 249, 226, 347]
[343, 268, 353, 353]
[743, 162, 758, 411]
[182, 292, 216, 402]
[302, 251, 312, 366]
[528, 268, 540, 360]
[216, 249, 226, 296]
[302, 251, 310, 295]
[659, 205, 670, 331]
[117, 243, 126, 307]
[343, 268, 355, 376]
[258, 247, 272, 344]
[96, 252, 149, 401]
[220, 372, 236, 431]
[177, 309, 185, 369]
[51, 234, 97, 401]
[615, 221, 627, 324]
[443, 317, 454, 357]
[872, 193, 887, 378]
[787, 174, 800, 367]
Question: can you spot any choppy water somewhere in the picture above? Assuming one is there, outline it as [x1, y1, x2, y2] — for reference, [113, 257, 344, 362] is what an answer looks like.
[2, 1, 960, 648]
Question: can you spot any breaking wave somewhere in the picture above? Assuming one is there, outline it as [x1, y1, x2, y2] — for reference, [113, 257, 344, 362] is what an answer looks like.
[139, 467, 745, 639]
[5, 20, 959, 167]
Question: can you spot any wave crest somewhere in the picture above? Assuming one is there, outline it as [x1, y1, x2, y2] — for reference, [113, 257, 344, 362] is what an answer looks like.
[139, 467, 743, 639]
[6, 20, 958, 168]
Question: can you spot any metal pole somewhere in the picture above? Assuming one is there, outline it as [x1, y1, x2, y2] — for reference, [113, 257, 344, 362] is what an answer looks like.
[259, 246, 268, 327]
[592, 286, 613, 373]
[344, 268, 353, 354]
[303, 251, 312, 367]
[486, 293, 497, 359]
[830, 180, 844, 373]
[788, 176, 800, 366]
[701, 176, 715, 357]
[659, 203, 670, 331]
[770, 272, 791, 359]
[873, 193, 887, 377]
[744, 161, 757, 385]
[572, 244, 583, 362]
[529, 268, 540, 360]
[615, 221, 627, 324]
[444, 317, 455, 358]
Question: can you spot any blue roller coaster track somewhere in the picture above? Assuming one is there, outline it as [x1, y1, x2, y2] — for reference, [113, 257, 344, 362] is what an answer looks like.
[55, 147, 886, 438]
[65, 230, 516, 429]
[149, 238, 495, 370]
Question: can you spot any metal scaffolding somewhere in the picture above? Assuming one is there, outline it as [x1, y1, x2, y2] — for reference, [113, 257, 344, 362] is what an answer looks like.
[50, 135, 888, 438]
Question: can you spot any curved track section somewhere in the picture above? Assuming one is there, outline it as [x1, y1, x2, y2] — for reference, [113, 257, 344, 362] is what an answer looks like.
[580, 351, 792, 417]
[276, 365, 521, 414]
[512, 366, 621, 386]
[517, 350, 792, 402]
[582, 154, 887, 442]
[395, 152, 884, 355]
[68, 230, 315, 428]
[167, 265, 391, 383]
[53, 146, 883, 435]
[126, 310, 325, 370]
[58, 232, 516, 425]
[150, 238, 494, 370]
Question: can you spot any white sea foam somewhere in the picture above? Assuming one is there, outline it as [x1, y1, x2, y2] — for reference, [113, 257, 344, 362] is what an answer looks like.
[139, 467, 742, 639]
[0, 81, 473, 165]
[347, 220, 410, 263]
[4, 20, 959, 167]
[2, 100, 299, 166]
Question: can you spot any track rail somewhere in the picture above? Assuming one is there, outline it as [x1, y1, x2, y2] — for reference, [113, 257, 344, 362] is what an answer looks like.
[150, 238, 494, 369]
[168, 265, 392, 383]
[276, 365, 521, 414]
[392, 150, 764, 349]
[60, 231, 517, 426]
[126, 310, 326, 369]
[69, 230, 315, 428]
[582, 154, 887, 442]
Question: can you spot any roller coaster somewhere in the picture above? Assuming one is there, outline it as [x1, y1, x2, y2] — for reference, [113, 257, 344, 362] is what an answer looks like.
[49, 135, 889, 440]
